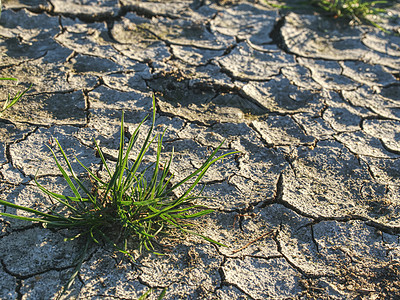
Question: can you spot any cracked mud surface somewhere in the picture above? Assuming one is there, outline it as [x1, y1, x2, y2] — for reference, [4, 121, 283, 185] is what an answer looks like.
[1, 0, 400, 299]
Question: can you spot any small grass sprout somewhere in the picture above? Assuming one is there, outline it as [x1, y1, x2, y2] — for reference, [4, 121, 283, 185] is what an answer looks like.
[0, 96, 237, 296]
[0, 77, 32, 117]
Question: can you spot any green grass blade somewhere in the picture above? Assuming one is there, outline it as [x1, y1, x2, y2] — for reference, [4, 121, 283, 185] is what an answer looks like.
[123, 133, 156, 195]
[34, 178, 84, 212]
[0, 198, 61, 219]
[57, 238, 90, 300]
[0, 212, 49, 223]
[120, 117, 146, 187]
[121, 197, 159, 207]
[164, 141, 227, 194]
[147, 130, 166, 200]
[124, 96, 156, 189]
[94, 138, 112, 179]
[0, 77, 18, 81]
[181, 228, 228, 247]
[75, 156, 106, 186]
[4, 83, 32, 110]
[138, 289, 152, 300]
[172, 150, 239, 203]
[157, 288, 167, 300]
[53, 140, 97, 205]
[116, 110, 129, 191]
[174, 209, 214, 219]
[156, 149, 174, 195]
[104, 165, 122, 201]
[47, 144, 83, 202]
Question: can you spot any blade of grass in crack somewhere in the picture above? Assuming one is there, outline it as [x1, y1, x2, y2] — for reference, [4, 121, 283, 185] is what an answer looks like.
[0, 211, 51, 223]
[156, 149, 174, 196]
[4, 83, 32, 109]
[164, 141, 227, 195]
[1, 83, 32, 115]
[93, 138, 112, 179]
[155, 148, 240, 213]
[0, 198, 64, 220]
[138, 287, 167, 300]
[56, 238, 90, 300]
[117, 111, 150, 196]
[123, 131, 157, 197]
[96, 229, 135, 260]
[138, 289, 152, 300]
[47, 144, 84, 201]
[147, 130, 166, 200]
[182, 228, 227, 247]
[157, 288, 167, 300]
[75, 155, 107, 187]
[102, 112, 146, 201]
[53, 139, 99, 207]
[0, 77, 18, 81]
[123, 96, 157, 193]
[35, 175, 85, 205]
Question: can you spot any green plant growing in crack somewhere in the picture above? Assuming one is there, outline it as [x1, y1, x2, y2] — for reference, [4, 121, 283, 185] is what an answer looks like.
[0, 77, 31, 117]
[313, 0, 388, 25]
[263, 0, 391, 31]
[0, 96, 237, 298]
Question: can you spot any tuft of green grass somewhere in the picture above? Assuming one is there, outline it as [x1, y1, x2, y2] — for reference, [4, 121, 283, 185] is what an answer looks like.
[139, 287, 167, 300]
[313, 0, 387, 23]
[262, 0, 390, 30]
[0, 96, 237, 296]
[0, 77, 32, 117]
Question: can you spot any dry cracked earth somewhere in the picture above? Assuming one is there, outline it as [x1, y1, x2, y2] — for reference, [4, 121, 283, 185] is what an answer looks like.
[1, 0, 400, 299]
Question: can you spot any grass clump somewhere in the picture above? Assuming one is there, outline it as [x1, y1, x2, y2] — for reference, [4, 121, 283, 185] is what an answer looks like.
[313, 0, 388, 23]
[0, 97, 237, 296]
[0, 77, 31, 117]
[263, 0, 390, 30]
